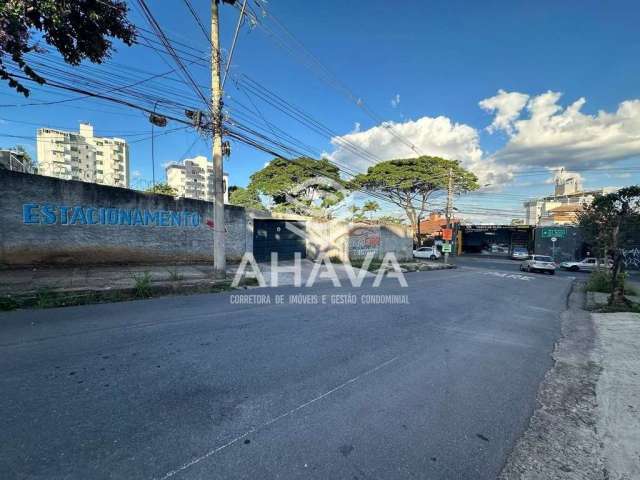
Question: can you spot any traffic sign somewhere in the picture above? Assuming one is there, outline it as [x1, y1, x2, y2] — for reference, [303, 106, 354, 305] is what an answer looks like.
[551, 237, 557, 242]
[442, 228, 453, 241]
[442, 243, 452, 253]
[541, 227, 566, 239]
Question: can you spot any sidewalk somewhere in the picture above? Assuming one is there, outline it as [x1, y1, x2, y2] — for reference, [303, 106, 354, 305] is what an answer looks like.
[0, 258, 453, 308]
[500, 283, 640, 480]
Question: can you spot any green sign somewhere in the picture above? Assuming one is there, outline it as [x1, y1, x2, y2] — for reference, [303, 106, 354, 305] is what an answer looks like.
[442, 243, 452, 253]
[541, 227, 566, 239]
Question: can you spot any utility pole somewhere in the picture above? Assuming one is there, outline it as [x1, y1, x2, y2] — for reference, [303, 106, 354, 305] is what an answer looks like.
[444, 167, 453, 266]
[211, 0, 226, 278]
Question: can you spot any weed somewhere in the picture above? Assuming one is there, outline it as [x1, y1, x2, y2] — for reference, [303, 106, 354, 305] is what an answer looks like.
[133, 272, 153, 298]
[167, 267, 183, 281]
[0, 296, 18, 311]
[35, 288, 59, 308]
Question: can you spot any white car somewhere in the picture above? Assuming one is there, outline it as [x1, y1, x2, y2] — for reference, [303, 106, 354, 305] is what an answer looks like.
[560, 258, 612, 272]
[519, 255, 557, 274]
[413, 246, 441, 260]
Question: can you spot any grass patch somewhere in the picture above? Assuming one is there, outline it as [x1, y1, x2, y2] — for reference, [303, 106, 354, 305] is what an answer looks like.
[348, 258, 383, 272]
[166, 267, 184, 281]
[594, 302, 640, 314]
[585, 270, 635, 295]
[0, 296, 19, 311]
[132, 272, 153, 298]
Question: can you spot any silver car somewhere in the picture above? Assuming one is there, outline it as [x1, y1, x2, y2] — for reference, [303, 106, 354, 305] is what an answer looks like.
[560, 258, 612, 272]
[519, 255, 557, 275]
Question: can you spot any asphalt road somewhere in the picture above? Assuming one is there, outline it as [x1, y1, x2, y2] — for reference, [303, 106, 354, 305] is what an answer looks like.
[0, 264, 573, 479]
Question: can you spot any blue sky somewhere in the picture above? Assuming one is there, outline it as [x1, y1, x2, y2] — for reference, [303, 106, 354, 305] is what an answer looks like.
[1, 0, 640, 222]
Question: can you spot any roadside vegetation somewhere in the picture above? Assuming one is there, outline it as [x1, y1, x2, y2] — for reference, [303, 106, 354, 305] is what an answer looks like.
[0, 279, 264, 312]
[578, 186, 640, 307]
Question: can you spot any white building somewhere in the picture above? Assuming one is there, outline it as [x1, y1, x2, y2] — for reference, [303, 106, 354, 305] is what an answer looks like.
[0, 148, 33, 173]
[165, 155, 229, 203]
[37, 123, 129, 188]
[523, 170, 615, 225]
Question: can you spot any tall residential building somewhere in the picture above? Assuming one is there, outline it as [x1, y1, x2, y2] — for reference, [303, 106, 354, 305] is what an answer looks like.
[165, 156, 229, 203]
[37, 123, 129, 188]
[523, 170, 615, 225]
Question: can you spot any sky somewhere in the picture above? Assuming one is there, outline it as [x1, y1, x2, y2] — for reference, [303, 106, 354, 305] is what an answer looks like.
[1, 0, 640, 223]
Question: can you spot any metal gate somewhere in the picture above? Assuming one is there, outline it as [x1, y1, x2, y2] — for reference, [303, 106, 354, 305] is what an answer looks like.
[253, 220, 307, 262]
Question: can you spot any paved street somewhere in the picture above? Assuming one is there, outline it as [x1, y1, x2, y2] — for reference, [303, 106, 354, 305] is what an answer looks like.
[1, 265, 573, 479]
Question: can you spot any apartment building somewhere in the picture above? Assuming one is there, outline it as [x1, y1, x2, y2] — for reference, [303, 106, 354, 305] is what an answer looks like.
[37, 123, 129, 188]
[523, 170, 615, 225]
[165, 156, 229, 203]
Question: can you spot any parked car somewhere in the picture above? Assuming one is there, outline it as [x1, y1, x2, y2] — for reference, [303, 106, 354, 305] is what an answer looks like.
[559, 258, 613, 272]
[413, 246, 441, 260]
[519, 255, 557, 274]
[511, 247, 529, 260]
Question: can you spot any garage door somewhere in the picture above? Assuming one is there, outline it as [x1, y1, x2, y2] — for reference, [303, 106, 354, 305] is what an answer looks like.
[253, 220, 307, 262]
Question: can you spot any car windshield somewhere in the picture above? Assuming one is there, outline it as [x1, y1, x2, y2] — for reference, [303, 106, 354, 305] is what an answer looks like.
[534, 256, 553, 262]
[514, 248, 527, 253]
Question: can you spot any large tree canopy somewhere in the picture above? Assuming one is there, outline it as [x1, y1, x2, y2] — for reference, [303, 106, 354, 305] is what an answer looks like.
[578, 185, 640, 305]
[0, 0, 136, 96]
[247, 157, 346, 218]
[350, 156, 479, 241]
[228, 185, 265, 210]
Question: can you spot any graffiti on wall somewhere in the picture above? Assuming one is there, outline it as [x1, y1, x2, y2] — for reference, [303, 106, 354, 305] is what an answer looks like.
[22, 203, 202, 227]
[622, 247, 640, 270]
[348, 227, 380, 258]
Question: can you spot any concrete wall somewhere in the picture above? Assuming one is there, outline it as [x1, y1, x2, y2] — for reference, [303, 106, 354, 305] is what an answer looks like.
[303, 221, 412, 262]
[0, 170, 413, 267]
[0, 170, 247, 266]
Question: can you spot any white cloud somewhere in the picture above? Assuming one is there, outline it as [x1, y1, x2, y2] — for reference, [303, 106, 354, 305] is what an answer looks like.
[479, 89, 529, 134]
[391, 94, 401, 108]
[327, 115, 512, 186]
[483, 90, 640, 168]
[352, 122, 361, 133]
[131, 170, 142, 179]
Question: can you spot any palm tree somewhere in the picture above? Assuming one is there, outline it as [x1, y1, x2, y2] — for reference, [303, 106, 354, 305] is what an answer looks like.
[362, 200, 380, 220]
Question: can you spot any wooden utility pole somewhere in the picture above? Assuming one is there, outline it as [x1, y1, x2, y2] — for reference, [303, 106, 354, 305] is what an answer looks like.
[211, 0, 226, 278]
[444, 167, 453, 265]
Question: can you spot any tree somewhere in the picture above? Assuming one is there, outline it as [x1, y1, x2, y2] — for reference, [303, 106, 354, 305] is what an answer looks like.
[347, 204, 365, 223]
[362, 200, 380, 220]
[247, 157, 346, 218]
[0, 0, 136, 96]
[145, 183, 177, 196]
[578, 186, 640, 306]
[228, 185, 265, 210]
[350, 156, 479, 242]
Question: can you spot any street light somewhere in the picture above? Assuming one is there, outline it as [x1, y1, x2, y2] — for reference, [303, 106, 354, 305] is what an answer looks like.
[148, 102, 167, 189]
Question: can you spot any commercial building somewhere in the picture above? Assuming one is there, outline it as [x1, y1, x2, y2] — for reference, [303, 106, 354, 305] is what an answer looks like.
[37, 123, 129, 188]
[523, 170, 615, 226]
[165, 155, 229, 203]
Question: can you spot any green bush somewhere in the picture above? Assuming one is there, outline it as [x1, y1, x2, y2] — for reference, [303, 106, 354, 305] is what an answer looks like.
[585, 270, 631, 294]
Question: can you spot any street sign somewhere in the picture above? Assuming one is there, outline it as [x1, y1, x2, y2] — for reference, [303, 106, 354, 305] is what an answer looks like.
[551, 237, 557, 242]
[442, 228, 453, 241]
[442, 243, 452, 253]
[541, 227, 566, 239]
